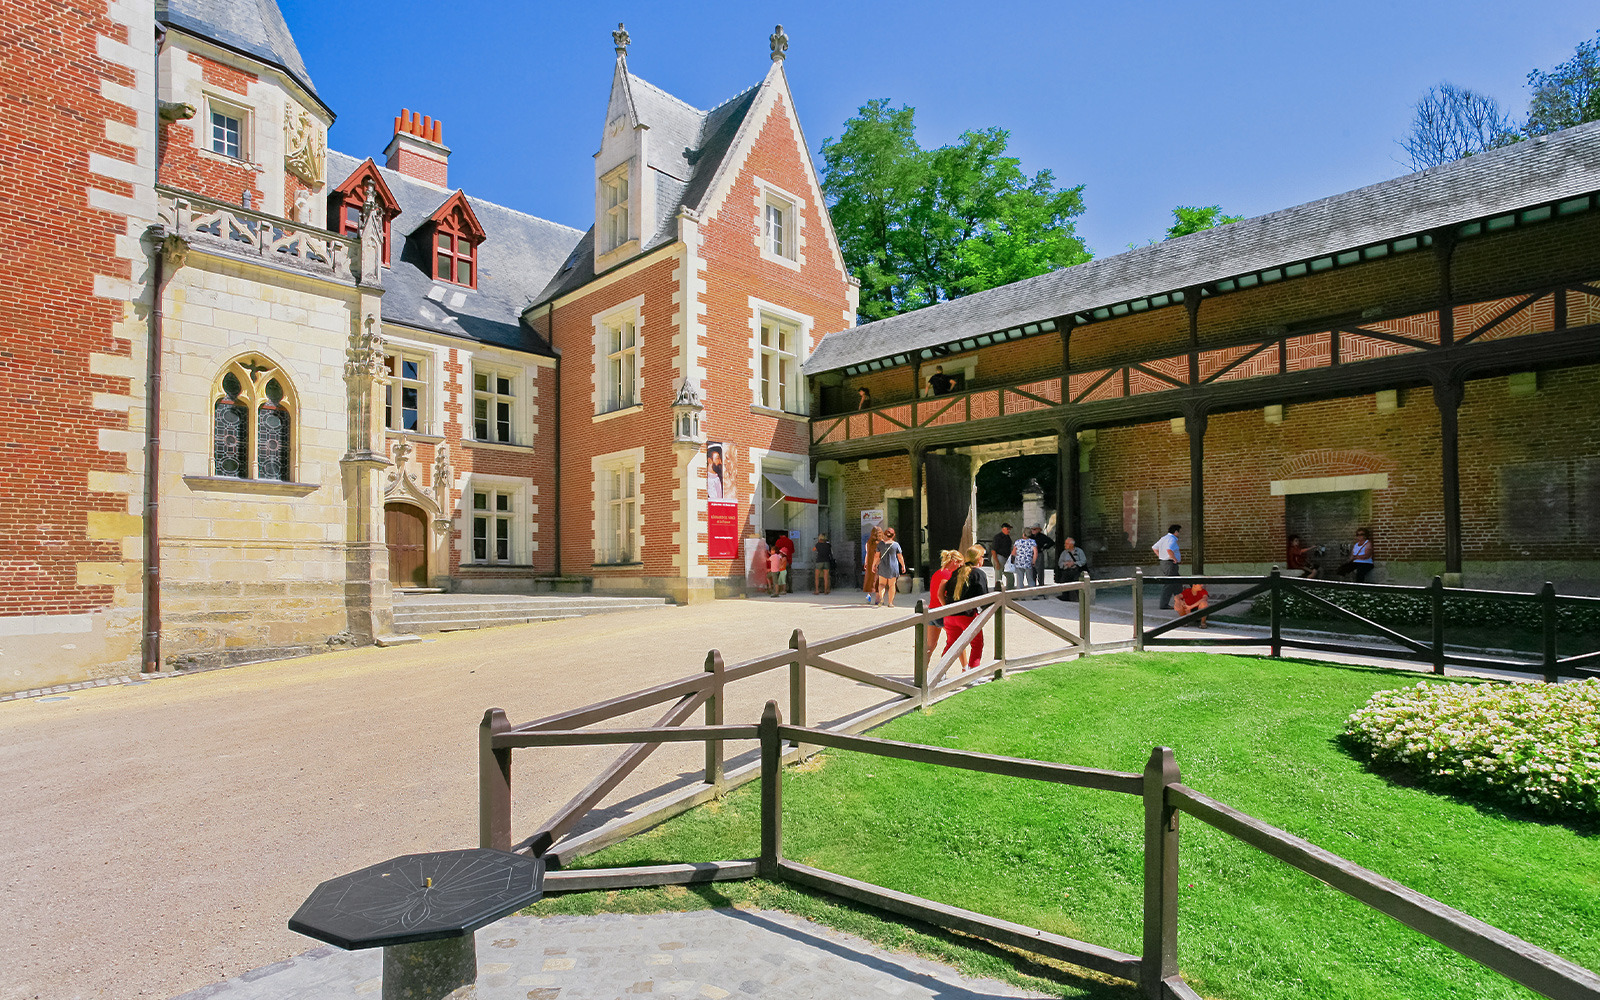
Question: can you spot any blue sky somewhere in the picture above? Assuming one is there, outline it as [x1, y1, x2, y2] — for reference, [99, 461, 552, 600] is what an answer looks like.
[284, 1, 1597, 256]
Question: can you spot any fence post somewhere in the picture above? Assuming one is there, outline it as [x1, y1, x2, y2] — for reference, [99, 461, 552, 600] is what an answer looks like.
[1541, 581, 1559, 683]
[1078, 571, 1092, 657]
[994, 576, 1006, 663]
[1133, 568, 1145, 652]
[478, 708, 512, 852]
[913, 599, 928, 704]
[1269, 566, 1282, 659]
[1141, 746, 1181, 999]
[1430, 576, 1446, 675]
[789, 629, 808, 739]
[759, 700, 783, 879]
[704, 650, 725, 789]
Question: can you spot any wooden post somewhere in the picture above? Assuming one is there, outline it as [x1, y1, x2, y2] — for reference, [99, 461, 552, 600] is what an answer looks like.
[704, 650, 725, 788]
[1141, 746, 1181, 999]
[1133, 568, 1146, 652]
[789, 629, 808, 736]
[1078, 571, 1092, 657]
[759, 700, 783, 879]
[994, 576, 1006, 663]
[910, 447, 924, 588]
[478, 708, 512, 852]
[1186, 409, 1208, 574]
[913, 599, 928, 703]
[1540, 581, 1559, 684]
[1269, 566, 1282, 659]
[1430, 576, 1446, 675]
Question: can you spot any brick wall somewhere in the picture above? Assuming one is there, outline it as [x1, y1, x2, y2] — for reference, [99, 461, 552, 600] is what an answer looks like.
[157, 51, 264, 207]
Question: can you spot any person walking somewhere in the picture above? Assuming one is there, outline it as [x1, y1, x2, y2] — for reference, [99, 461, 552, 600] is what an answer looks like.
[990, 523, 1014, 586]
[812, 533, 833, 594]
[1009, 531, 1037, 597]
[925, 549, 963, 669]
[773, 532, 795, 593]
[1056, 536, 1089, 601]
[875, 528, 906, 608]
[1025, 525, 1054, 589]
[1153, 524, 1182, 609]
[940, 545, 989, 668]
[863, 525, 882, 604]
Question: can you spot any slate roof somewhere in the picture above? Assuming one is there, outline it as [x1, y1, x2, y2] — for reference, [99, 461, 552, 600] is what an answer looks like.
[804, 118, 1600, 375]
[327, 151, 585, 355]
[157, 0, 328, 116]
[531, 78, 762, 307]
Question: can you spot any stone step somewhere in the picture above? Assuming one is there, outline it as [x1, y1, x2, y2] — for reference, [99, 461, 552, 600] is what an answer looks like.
[391, 596, 671, 635]
[393, 599, 667, 619]
[394, 612, 584, 634]
[395, 596, 667, 611]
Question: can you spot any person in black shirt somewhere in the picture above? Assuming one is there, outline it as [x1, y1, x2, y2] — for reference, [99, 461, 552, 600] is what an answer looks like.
[927, 365, 955, 395]
[990, 523, 1013, 583]
[856, 387, 872, 410]
[812, 533, 833, 595]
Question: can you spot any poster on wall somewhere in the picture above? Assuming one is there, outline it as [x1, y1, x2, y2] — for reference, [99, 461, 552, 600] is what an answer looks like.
[708, 501, 739, 560]
[706, 442, 731, 501]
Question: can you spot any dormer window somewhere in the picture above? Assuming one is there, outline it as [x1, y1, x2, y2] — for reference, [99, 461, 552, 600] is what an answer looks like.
[326, 159, 400, 265]
[603, 167, 630, 250]
[434, 228, 477, 286]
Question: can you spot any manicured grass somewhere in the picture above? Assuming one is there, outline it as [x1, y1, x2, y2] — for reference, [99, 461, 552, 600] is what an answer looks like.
[528, 652, 1600, 1000]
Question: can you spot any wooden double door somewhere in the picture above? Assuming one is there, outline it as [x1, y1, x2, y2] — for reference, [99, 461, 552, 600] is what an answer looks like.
[386, 503, 428, 587]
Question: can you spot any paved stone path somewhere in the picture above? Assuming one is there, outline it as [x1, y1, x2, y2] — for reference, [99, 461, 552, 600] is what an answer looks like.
[172, 909, 1050, 999]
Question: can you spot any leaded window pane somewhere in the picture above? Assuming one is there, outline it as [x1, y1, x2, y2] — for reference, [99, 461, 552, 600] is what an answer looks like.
[213, 401, 247, 477]
[495, 519, 509, 561]
[496, 401, 511, 442]
[257, 402, 290, 481]
[473, 516, 488, 560]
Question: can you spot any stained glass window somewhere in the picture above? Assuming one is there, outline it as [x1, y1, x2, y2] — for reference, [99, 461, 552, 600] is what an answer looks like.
[214, 372, 248, 477]
[257, 379, 290, 481]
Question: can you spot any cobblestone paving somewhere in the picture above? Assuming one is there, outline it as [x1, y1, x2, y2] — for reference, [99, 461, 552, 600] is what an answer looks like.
[173, 909, 1048, 999]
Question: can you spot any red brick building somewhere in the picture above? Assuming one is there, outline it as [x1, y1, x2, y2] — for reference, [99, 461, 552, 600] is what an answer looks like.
[803, 126, 1600, 594]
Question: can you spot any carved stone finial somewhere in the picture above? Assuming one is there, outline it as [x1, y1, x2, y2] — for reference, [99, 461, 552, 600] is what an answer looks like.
[770, 24, 788, 62]
[392, 437, 414, 470]
[612, 22, 630, 55]
[355, 180, 384, 287]
[433, 444, 452, 495]
[672, 380, 703, 409]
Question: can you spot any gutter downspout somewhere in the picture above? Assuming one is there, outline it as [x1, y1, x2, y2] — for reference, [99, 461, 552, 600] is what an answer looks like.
[143, 232, 166, 673]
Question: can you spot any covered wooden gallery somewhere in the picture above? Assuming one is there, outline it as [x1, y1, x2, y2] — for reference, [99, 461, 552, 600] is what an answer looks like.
[802, 120, 1600, 593]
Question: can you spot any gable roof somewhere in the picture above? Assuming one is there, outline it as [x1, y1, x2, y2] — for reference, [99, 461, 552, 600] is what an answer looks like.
[804, 118, 1600, 375]
[157, 0, 329, 118]
[327, 151, 583, 354]
[530, 77, 762, 307]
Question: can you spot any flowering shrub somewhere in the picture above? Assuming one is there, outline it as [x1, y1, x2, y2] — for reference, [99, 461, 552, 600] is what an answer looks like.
[1344, 679, 1600, 821]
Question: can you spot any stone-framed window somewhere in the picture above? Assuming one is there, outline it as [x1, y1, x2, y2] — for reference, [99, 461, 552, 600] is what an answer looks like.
[591, 296, 645, 419]
[473, 366, 518, 444]
[471, 487, 516, 563]
[203, 96, 251, 162]
[212, 357, 294, 482]
[384, 351, 429, 433]
[756, 314, 802, 413]
[593, 449, 644, 565]
[602, 166, 630, 253]
[765, 195, 794, 260]
[754, 177, 804, 271]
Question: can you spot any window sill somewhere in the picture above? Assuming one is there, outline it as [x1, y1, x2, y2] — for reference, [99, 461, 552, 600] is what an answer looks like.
[592, 561, 644, 569]
[464, 439, 535, 454]
[460, 563, 537, 570]
[593, 404, 643, 424]
[759, 248, 802, 272]
[183, 475, 319, 497]
[196, 148, 261, 172]
[750, 406, 810, 424]
[385, 430, 444, 443]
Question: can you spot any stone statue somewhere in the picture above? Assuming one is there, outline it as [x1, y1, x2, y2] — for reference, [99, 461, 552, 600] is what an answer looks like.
[770, 24, 788, 62]
[356, 178, 384, 287]
[612, 22, 630, 55]
[433, 444, 452, 496]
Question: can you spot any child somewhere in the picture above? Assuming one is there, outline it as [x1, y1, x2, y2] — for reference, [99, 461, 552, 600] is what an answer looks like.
[767, 548, 786, 597]
[1174, 582, 1209, 627]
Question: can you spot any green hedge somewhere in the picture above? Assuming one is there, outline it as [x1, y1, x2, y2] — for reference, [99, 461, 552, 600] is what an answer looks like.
[1252, 586, 1600, 635]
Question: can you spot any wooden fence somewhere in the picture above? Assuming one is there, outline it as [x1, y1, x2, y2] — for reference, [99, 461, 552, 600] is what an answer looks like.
[478, 570, 1600, 999]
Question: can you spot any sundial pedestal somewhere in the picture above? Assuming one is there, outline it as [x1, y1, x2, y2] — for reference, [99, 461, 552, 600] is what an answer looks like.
[382, 936, 477, 1000]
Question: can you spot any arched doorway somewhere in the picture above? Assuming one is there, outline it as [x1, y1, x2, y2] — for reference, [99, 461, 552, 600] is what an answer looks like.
[385, 503, 428, 587]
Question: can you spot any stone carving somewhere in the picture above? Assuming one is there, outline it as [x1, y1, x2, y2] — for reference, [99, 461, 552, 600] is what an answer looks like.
[345, 315, 387, 457]
[293, 188, 312, 224]
[391, 437, 414, 470]
[161, 231, 190, 271]
[346, 314, 387, 381]
[433, 444, 452, 496]
[672, 380, 702, 408]
[284, 104, 326, 185]
[612, 22, 630, 54]
[770, 24, 788, 61]
[355, 179, 384, 287]
[158, 100, 196, 122]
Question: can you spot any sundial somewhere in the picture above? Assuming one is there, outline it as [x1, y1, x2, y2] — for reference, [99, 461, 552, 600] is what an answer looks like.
[290, 848, 545, 999]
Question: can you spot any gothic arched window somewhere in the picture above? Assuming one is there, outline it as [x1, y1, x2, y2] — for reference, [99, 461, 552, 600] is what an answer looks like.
[211, 359, 296, 482]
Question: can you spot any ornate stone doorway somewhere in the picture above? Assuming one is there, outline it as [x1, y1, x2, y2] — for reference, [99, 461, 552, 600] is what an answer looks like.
[385, 503, 429, 587]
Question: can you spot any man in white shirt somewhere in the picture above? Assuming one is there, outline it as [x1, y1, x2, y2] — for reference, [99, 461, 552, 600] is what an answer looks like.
[1009, 533, 1037, 596]
[1152, 524, 1182, 609]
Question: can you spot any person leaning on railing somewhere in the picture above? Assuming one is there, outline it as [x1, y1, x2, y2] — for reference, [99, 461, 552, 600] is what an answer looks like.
[940, 545, 989, 669]
[925, 549, 964, 669]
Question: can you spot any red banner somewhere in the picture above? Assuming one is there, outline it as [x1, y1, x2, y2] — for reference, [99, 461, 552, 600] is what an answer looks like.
[708, 501, 739, 560]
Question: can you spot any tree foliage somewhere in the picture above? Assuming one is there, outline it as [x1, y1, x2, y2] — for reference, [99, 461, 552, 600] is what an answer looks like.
[1399, 82, 1518, 171]
[820, 100, 1091, 322]
[1164, 205, 1243, 240]
[1525, 29, 1600, 136]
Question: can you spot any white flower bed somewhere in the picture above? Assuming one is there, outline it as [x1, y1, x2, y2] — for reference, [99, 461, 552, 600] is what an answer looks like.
[1344, 679, 1600, 820]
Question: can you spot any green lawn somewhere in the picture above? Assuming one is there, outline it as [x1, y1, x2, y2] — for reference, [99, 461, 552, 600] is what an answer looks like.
[528, 652, 1600, 1000]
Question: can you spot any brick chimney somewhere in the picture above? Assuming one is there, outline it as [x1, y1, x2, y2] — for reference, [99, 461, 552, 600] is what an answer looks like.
[384, 109, 451, 187]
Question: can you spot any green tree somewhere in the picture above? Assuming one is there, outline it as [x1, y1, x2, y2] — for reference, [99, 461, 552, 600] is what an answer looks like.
[1164, 205, 1243, 240]
[821, 101, 1090, 321]
[1525, 29, 1600, 136]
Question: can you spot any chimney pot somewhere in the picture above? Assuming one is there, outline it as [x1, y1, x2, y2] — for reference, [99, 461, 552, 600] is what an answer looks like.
[385, 107, 450, 186]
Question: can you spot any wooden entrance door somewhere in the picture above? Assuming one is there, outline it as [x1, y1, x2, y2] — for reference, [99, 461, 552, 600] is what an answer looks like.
[386, 504, 428, 587]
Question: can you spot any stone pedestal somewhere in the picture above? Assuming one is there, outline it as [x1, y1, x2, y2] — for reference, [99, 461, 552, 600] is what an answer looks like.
[382, 936, 477, 1000]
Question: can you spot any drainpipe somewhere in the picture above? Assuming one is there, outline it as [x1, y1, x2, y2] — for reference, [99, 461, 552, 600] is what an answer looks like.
[552, 344, 562, 579]
[143, 231, 166, 673]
